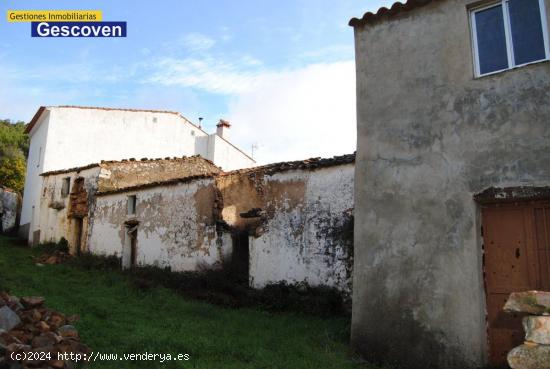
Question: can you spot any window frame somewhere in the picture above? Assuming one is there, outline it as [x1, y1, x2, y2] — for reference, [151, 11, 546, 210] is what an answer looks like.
[61, 177, 71, 198]
[127, 195, 137, 216]
[470, 0, 550, 77]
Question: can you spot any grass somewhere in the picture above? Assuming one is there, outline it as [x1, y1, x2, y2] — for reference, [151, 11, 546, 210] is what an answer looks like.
[0, 236, 377, 369]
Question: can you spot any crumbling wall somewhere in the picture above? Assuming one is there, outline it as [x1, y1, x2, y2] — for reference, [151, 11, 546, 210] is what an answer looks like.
[0, 187, 20, 234]
[89, 177, 231, 271]
[217, 159, 355, 295]
[38, 167, 100, 252]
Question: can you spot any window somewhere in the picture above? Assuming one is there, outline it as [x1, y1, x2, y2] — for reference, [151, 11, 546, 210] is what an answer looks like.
[471, 0, 549, 76]
[61, 177, 71, 197]
[127, 195, 137, 216]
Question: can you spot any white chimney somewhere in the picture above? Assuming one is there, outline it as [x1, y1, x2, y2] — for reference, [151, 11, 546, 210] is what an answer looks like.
[216, 119, 231, 140]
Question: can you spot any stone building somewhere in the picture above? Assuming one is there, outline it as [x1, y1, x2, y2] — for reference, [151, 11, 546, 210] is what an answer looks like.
[38, 154, 355, 295]
[21, 106, 255, 244]
[350, 0, 550, 368]
[0, 186, 20, 235]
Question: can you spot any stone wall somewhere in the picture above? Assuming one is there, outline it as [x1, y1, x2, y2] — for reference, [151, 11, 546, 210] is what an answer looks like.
[0, 187, 20, 234]
[351, 0, 550, 368]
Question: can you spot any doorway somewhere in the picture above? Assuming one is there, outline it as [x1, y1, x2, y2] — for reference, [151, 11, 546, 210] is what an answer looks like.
[482, 201, 550, 367]
[123, 225, 138, 269]
[231, 231, 249, 283]
[73, 218, 83, 256]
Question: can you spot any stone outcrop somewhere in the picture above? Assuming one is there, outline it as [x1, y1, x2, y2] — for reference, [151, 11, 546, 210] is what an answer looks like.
[0, 292, 89, 369]
[506, 291, 550, 369]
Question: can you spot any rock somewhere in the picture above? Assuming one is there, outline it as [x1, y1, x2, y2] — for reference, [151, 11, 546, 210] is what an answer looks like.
[31, 333, 57, 348]
[0, 306, 21, 331]
[524, 316, 550, 345]
[36, 321, 50, 332]
[508, 343, 550, 369]
[57, 325, 78, 340]
[47, 314, 66, 329]
[49, 359, 65, 369]
[504, 291, 550, 315]
[20, 297, 45, 309]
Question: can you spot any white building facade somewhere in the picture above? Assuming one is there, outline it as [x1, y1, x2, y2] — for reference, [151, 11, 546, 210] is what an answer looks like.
[21, 106, 255, 243]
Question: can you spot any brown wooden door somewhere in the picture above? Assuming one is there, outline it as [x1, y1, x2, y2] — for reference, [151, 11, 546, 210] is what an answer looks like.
[482, 201, 550, 367]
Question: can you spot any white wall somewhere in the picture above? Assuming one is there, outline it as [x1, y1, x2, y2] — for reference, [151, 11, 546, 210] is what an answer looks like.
[209, 135, 255, 171]
[88, 179, 232, 271]
[249, 164, 354, 294]
[20, 111, 51, 238]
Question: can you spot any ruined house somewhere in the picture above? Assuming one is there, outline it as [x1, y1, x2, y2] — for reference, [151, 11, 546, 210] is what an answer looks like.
[0, 186, 20, 235]
[350, 0, 550, 368]
[38, 154, 355, 295]
[21, 106, 255, 244]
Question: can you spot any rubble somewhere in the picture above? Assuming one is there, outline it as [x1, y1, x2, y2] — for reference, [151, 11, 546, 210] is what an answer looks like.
[0, 292, 88, 369]
[506, 291, 550, 369]
[33, 252, 71, 266]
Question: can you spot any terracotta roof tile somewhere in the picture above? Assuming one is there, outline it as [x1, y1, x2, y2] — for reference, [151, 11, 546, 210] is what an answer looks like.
[349, 0, 441, 27]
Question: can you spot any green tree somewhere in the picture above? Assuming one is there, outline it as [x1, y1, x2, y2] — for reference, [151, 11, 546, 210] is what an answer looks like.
[0, 119, 28, 193]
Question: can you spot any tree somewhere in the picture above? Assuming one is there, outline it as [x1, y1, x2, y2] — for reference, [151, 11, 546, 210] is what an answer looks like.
[0, 119, 28, 193]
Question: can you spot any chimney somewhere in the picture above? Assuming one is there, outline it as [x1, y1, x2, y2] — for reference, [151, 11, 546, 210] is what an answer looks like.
[216, 119, 231, 140]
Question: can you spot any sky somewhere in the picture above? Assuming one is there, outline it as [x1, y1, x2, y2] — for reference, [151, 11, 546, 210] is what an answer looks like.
[0, 0, 396, 164]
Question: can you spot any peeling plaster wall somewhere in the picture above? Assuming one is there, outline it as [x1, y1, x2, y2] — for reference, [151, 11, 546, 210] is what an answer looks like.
[351, 0, 550, 368]
[218, 163, 355, 295]
[89, 178, 231, 271]
[38, 167, 100, 253]
[0, 188, 19, 234]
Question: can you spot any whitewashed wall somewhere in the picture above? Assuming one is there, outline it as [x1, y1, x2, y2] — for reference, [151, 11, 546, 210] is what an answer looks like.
[88, 179, 232, 271]
[249, 164, 354, 294]
[20, 111, 50, 237]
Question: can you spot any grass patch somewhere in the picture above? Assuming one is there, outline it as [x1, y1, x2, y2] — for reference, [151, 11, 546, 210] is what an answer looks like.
[0, 236, 377, 369]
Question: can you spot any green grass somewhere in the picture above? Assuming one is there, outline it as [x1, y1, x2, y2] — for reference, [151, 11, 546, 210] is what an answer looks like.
[0, 236, 376, 369]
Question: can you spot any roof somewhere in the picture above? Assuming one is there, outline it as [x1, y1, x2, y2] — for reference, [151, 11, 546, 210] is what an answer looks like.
[25, 105, 205, 134]
[349, 0, 441, 27]
[222, 153, 355, 177]
[97, 153, 355, 195]
[41, 155, 219, 177]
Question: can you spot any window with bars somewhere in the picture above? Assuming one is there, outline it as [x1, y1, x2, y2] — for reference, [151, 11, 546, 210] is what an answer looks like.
[470, 0, 550, 76]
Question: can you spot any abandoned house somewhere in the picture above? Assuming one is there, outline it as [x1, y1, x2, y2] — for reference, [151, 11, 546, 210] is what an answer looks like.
[21, 106, 255, 245]
[37, 154, 355, 295]
[350, 0, 550, 368]
[0, 186, 20, 235]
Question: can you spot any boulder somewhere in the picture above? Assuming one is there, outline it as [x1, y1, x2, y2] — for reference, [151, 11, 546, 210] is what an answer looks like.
[20, 297, 44, 309]
[504, 291, 550, 315]
[524, 316, 550, 345]
[0, 307, 20, 331]
[508, 343, 550, 369]
[31, 333, 57, 349]
[57, 325, 78, 340]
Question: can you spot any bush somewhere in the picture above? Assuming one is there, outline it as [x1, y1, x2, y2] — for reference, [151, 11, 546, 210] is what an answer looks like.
[38, 238, 69, 254]
[69, 252, 121, 270]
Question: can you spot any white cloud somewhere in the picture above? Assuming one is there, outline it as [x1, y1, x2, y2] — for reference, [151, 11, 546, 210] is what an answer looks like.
[181, 33, 216, 52]
[227, 61, 356, 164]
[146, 56, 269, 94]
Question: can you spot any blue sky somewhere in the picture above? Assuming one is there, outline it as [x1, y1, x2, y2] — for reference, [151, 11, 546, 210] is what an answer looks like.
[0, 0, 395, 163]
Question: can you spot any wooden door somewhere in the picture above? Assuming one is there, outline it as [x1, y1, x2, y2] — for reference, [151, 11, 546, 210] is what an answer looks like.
[482, 201, 550, 367]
